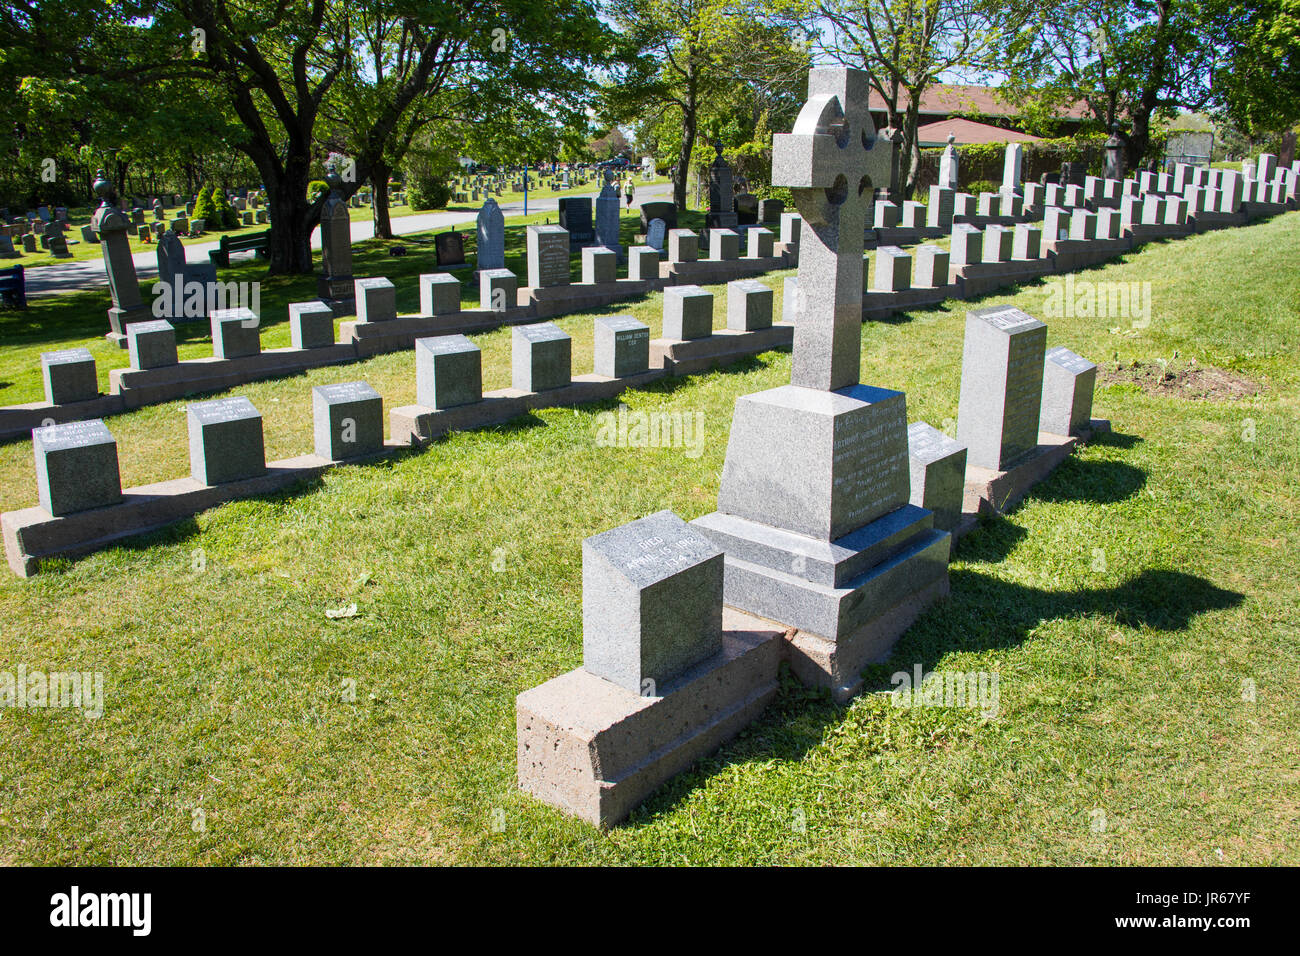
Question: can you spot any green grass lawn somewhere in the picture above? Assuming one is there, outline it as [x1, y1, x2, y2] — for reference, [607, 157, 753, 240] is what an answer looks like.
[0, 213, 1296, 865]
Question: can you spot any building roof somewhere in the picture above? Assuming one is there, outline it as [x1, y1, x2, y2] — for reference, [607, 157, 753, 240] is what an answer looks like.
[869, 83, 1089, 121]
[917, 118, 1044, 147]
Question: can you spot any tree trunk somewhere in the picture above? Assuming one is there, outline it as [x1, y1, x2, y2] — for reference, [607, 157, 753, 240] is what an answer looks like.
[371, 162, 392, 239]
[264, 164, 317, 275]
[676, 108, 696, 211]
[900, 99, 921, 200]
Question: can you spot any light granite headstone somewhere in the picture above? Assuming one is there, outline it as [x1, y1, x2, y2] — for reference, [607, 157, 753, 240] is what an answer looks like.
[707, 228, 740, 261]
[914, 244, 949, 288]
[627, 245, 660, 282]
[1039, 346, 1097, 436]
[210, 307, 261, 359]
[956, 306, 1048, 471]
[416, 334, 482, 410]
[873, 245, 911, 291]
[1002, 143, 1023, 193]
[939, 133, 959, 189]
[187, 396, 266, 485]
[907, 422, 967, 532]
[726, 279, 773, 331]
[646, 218, 667, 252]
[32, 420, 123, 516]
[480, 268, 517, 312]
[746, 227, 775, 259]
[512, 322, 571, 392]
[667, 229, 697, 263]
[593, 315, 650, 378]
[581, 509, 723, 694]
[581, 246, 617, 284]
[312, 381, 383, 460]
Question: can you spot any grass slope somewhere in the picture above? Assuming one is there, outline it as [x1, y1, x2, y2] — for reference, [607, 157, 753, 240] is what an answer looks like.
[0, 213, 1296, 865]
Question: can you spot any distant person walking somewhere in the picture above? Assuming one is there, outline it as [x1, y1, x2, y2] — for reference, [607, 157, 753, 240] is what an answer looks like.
[624, 178, 635, 209]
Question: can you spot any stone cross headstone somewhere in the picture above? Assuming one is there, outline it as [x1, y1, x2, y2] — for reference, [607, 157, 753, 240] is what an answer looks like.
[476, 198, 505, 272]
[939, 133, 959, 189]
[89, 170, 150, 345]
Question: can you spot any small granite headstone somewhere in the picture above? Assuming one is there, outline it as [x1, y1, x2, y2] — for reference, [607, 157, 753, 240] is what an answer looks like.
[41, 348, 98, 405]
[126, 320, 179, 370]
[420, 273, 461, 315]
[581, 509, 724, 694]
[526, 225, 571, 288]
[210, 307, 261, 359]
[512, 322, 571, 392]
[32, 420, 123, 516]
[726, 279, 773, 331]
[312, 381, 383, 461]
[873, 245, 911, 291]
[914, 245, 949, 288]
[667, 228, 697, 263]
[479, 268, 517, 312]
[289, 302, 335, 349]
[663, 285, 713, 340]
[628, 245, 660, 281]
[907, 422, 967, 532]
[581, 246, 618, 284]
[187, 396, 267, 485]
[593, 315, 650, 378]
[416, 334, 482, 410]
[956, 306, 1048, 471]
[354, 277, 397, 323]
[435, 231, 467, 268]
[646, 218, 667, 252]
[1039, 346, 1097, 436]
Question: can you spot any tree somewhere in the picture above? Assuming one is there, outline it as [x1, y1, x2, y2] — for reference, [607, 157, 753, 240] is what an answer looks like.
[603, 0, 809, 209]
[998, 0, 1218, 168]
[805, 0, 1008, 197]
[1209, 1, 1300, 136]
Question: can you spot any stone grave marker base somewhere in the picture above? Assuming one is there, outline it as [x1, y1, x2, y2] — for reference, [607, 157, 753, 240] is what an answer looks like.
[961, 420, 1111, 519]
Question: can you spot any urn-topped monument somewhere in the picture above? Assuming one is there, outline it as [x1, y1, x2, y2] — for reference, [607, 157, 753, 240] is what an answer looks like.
[90, 170, 151, 347]
[317, 164, 355, 313]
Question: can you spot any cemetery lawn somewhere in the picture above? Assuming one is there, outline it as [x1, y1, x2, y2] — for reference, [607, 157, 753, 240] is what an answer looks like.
[0, 213, 1297, 865]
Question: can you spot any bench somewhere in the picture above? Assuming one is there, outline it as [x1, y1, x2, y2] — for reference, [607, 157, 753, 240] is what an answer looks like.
[208, 230, 270, 268]
[0, 265, 25, 309]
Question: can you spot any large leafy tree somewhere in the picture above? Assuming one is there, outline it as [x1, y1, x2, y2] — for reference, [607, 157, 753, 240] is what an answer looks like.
[1209, 0, 1300, 136]
[805, 0, 1008, 196]
[998, 0, 1218, 167]
[603, 0, 809, 210]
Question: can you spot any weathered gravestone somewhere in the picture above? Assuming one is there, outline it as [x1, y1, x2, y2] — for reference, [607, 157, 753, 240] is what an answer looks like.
[435, 231, 468, 268]
[691, 67, 950, 700]
[1002, 142, 1023, 194]
[955, 305, 1048, 471]
[318, 166, 355, 309]
[312, 381, 383, 461]
[0, 235, 18, 258]
[646, 218, 668, 253]
[32, 420, 123, 516]
[639, 201, 676, 234]
[476, 198, 505, 272]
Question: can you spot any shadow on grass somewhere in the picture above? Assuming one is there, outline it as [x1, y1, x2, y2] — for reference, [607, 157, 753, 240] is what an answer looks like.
[626, 564, 1244, 828]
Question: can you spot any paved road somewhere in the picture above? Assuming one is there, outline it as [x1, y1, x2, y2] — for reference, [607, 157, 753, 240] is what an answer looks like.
[24, 181, 673, 298]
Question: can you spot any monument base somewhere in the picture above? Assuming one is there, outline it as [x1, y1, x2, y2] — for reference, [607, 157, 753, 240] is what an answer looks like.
[516, 610, 783, 828]
[962, 419, 1111, 516]
[107, 305, 152, 348]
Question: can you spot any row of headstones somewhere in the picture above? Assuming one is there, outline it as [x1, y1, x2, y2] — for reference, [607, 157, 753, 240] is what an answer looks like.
[537, 304, 1097, 711]
[24, 276, 792, 520]
[28, 380, 388, 518]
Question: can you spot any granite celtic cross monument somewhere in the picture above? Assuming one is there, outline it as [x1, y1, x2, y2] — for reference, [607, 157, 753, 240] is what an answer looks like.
[692, 67, 950, 701]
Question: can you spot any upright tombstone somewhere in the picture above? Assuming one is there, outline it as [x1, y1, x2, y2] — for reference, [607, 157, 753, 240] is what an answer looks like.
[512, 322, 571, 392]
[416, 334, 482, 410]
[692, 67, 950, 700]
[594, 184, 624, 261]
[210, 307, 261, 359]
[938, 132, 959, 189]
[873, 245, 911, 291]
[907, 422, 968, 532]
[476, 198, 506, 272]
[435, 231, 468, 268]
[726, 279, 773, 331]
[526, 224, 571, 288]
[312, 381, 383, 461]
[646, 218, 668, 253]
[628, 245, 660, 282]
[354, 277, 397, 323]
[187, 397, 267, 485]
[89, 169, 150, 346]
[706, 140, 738, 228]
[662, 285, 713, 340]
[593, 315, 650, 378]
[1002, 142, 1023, 194]
[1039, 346, 1097, 436]
[667, 228, 697, 263]
[317, 165, 355, 310]
[914, 244, 950, 288]
[581, 246, 618, 284]
[32, 420, 123, 516]
[955, 306, 1048, 471]
[558, 197, 594, 246]
[41, 348, 98, 405]
[479, 268, 517, 312]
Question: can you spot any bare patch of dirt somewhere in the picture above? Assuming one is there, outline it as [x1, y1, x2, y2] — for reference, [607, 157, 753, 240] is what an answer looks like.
[1099, 359, 1263, 401]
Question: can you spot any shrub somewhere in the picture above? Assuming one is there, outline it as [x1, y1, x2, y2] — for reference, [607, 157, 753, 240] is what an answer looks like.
[192, 185, 217, 226]
[210, 186, 238, 229]
[406, 171, 451, 211]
